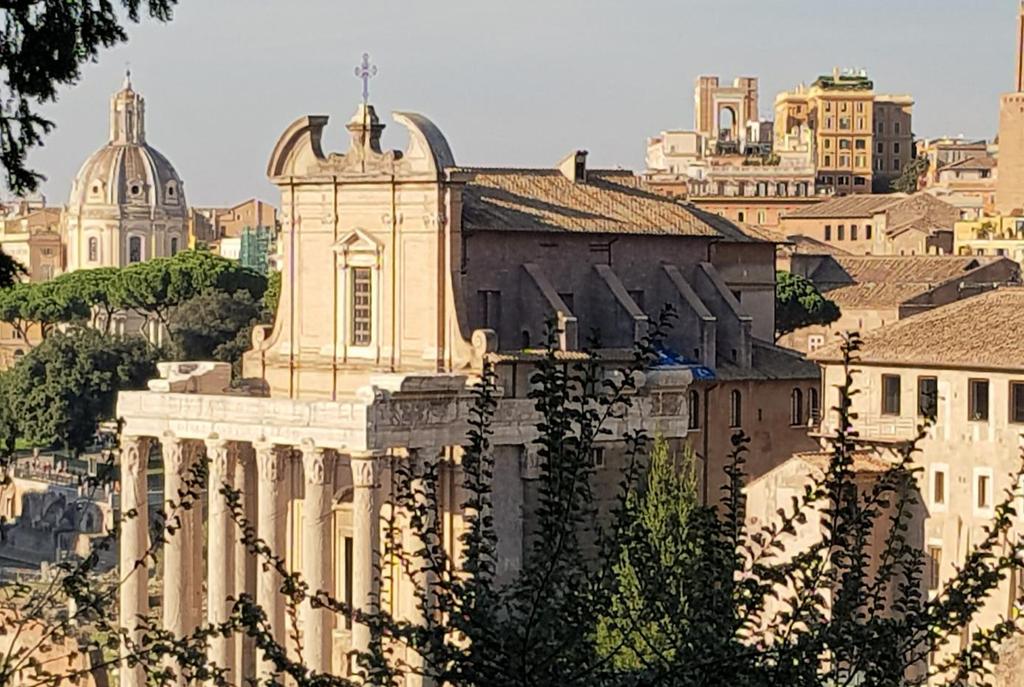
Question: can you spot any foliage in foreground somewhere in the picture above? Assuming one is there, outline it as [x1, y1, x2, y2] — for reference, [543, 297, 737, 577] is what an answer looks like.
[1, 330, 1023, 686]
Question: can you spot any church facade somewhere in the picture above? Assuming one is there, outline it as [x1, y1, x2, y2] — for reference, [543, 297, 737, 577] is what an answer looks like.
[114, 98, 818, 684]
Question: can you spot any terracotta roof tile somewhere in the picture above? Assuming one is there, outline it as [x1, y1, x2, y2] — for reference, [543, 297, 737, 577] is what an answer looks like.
[817, 255, 1003, 308]
[782, 194, 902, 219]
[810, 287, 1024, 370]
[458, 168, 762, 240]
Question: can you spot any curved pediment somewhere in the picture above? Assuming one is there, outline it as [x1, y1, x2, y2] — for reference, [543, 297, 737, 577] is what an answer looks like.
[266, 115, 329, 179]
[393, 111, 456, 176]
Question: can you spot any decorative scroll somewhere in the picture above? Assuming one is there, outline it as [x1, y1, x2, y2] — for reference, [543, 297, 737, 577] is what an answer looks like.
[351, 455, 379, 489]
[256, 444, 283, 482]
[301, 445, 334, 486]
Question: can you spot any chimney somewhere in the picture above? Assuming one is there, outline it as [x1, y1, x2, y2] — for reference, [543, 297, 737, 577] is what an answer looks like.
[558, 150, 588, 183]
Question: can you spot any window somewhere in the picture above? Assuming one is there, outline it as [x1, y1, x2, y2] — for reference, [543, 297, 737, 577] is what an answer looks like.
[882, 374, 901, 415]
[974, 468, 994, 513]
[824, 225, 832, 241]
[824, 138, 832, 149]
[777, 182, 787, 196]
[826, 117, 834, 130]
[729, 389, 742, 428]
[809, 387, 821, 422]
[169, 237, 179, 256]
[856, 102, 864, 113]
[840, 102, 848, 113]
[824, 154, 832, 167]
[851, 225, 858, 241]
[591, 447, 606, 469]
[894, 142, 901, 155]
[687, 389, 700, 430]
[808, 334, 825, 353]
[479, 290, 502, 329]
[931, 465, 948, 509]
[893, 159, 901, 171]
[87, 237, 98, 262]
[876, 142, 884, 155]
[855, 139, 866, 150]
[130, 184, 141, 196]
[168, 185, 175, 197]
[839, 117, 850, 130]
[790, 388, 804, 426]
[840, 155, 850, 167]
[895, 122, 901, 135]
[1012, 382, 1024, 423]
[865, 225, 873, 240]
[757, 210, 766, 224]
[927, 545, 942, 591]
[839, 139, 851, 150]
[918, 376, 938, 419]
[968, 379, 989, 421]
[837, 225, 845, 241]
[128, 235, 142, 263]
[351, 267, 373, 346]
[737, 211, 745, 222]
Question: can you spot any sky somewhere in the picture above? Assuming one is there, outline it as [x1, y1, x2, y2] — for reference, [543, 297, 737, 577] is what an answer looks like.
[24, 0, 1019, 207]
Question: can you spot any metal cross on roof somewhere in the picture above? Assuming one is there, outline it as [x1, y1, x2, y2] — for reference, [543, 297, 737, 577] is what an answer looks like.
[354, 53, 377, 105]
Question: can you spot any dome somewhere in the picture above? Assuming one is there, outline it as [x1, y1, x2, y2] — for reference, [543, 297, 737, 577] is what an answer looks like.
[67, 72, 186, 213]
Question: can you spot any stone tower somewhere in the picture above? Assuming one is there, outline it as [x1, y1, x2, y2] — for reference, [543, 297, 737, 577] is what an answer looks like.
[995, 1, 1024, 214]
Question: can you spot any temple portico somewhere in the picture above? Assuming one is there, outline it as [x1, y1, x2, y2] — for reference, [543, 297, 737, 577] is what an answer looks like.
[114, 360, 691, 684]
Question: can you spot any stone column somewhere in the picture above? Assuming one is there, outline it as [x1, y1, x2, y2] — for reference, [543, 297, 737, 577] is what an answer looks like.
[206, 438, 237, 678]
[407, 447, 441, 687]
[255, 441, 287, 681]
[349, 451, 381, 679]
[300, 440, 336, 674]
[119, 435, 152, 687]
[160, 435, 198, 686]
[234, 445, 257, 683]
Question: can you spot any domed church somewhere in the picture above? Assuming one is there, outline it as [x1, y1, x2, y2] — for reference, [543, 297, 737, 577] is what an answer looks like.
[64, 72, 187, 270]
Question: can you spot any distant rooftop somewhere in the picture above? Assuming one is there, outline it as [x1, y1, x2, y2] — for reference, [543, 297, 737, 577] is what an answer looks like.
[811, 287, 1024, 370]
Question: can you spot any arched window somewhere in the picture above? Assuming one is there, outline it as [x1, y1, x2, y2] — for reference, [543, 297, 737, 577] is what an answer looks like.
[729, 389, 743, 428]
[791, 388, 804, 426]
[170, 237, 179, 256]
[809, 387, 821, 423]
[687, 389, 700, 430]
[87, 237, 98, 263]
[128, 236, 142, 263]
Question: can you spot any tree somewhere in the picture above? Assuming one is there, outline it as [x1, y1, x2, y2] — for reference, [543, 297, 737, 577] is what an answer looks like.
[167, 288, 262, 363]
[0, 0, 177, 194]
[50, 267, 124, 332]
[596, 439, 736, 673]
[0, 328, 156, 452]
[113, 250, 266, 333]
[0, 249, 26, 289]
[0, 279, 90, 341]
[891, 156, 929, 194]
[775, 270, 841, 340]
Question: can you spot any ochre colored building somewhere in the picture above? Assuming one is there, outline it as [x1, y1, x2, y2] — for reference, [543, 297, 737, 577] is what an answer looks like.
[774, 69, 913, 195]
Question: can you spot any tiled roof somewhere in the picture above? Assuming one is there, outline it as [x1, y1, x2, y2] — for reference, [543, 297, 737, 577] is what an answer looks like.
[458, 168, 762, 240]
[941, 155, 996, 171]
[817, 255, 1000, 308]
[810, 287, 1024, 370]
[714, 340, 820, 381]
[884, 193, 960, 235]
[782, 194, 902, 219]
[794, 450, 895, 474]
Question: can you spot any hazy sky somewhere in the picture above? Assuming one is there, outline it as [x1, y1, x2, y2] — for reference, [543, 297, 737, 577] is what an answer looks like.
[25, 0, 1019, 207]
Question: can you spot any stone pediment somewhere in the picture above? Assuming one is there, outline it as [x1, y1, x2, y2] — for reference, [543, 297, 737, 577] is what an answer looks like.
[333, 228, 382, 267]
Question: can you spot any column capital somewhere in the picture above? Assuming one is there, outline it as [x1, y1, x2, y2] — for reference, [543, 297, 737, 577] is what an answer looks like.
[299, 440, 335, 486]
[254, 441, 285, 483]
[349, 451, 381, 489]
[120, 435, 151, 478]
[205, 437, 238, 476]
